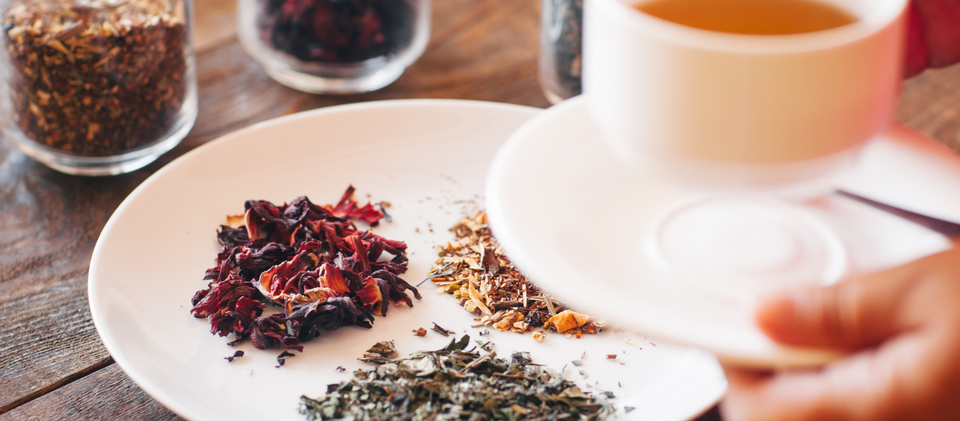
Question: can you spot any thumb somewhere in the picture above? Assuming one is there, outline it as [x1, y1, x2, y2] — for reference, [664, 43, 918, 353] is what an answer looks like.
[755, 262, 922, 349]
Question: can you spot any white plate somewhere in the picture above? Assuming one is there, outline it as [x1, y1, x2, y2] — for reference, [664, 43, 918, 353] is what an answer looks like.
[88, 100, 727, 421]
[486, 96, 952, 368]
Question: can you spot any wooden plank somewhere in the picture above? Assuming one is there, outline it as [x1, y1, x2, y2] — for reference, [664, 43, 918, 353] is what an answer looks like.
[0, 146, 139, 412]
[194, 0, 238, 54]
[898, 64, 960, 152]
[0, 363, 183, 421]
[0, 280, 111, 411]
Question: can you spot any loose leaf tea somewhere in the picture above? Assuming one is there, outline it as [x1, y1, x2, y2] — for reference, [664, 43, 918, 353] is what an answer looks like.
[2, 0, 188, 156]
[429, 211, 601, 338]
[300, 336, 616, 420]
[258, 0, 418, 63]
[190, 186, 421, 352]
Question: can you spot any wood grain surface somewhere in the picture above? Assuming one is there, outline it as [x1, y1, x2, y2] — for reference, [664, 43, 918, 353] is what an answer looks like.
[0, 0, 958, 418]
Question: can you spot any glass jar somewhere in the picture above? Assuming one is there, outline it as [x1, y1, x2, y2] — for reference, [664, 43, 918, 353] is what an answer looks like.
[540, 0, 582, 104]
[238, 0, 431, 94]
[0, 0, 197, 176]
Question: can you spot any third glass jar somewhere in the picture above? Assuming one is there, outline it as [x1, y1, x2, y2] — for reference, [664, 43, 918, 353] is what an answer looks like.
[540, 0, 582, 104]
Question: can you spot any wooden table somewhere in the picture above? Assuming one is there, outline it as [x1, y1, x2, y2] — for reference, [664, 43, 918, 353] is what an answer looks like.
[2, 0, 959, 419]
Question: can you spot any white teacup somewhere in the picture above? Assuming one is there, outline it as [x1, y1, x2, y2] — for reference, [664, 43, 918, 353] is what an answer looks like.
[583, 0, 907, 190]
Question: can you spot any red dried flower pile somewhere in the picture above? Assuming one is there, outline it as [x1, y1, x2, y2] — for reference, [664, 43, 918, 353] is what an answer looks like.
[190, 186, 420, 351]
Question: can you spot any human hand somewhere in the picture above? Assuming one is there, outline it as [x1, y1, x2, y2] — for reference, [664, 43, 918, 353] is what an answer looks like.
[721, 243, 960, 421]
[905, 0, 960, 77]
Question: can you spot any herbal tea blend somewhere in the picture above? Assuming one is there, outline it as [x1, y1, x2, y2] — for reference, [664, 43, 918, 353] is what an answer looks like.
[2, 0, 189, 157]
[429, 211, 602, 339]
[191, 186, 421, 352]
[300, 336, 616, 420]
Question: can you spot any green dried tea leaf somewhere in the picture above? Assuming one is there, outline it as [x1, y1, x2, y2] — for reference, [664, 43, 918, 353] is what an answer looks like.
[370, 341, 399, 357]
[441, 334, 471, 352]
[300, 336, 617, 420]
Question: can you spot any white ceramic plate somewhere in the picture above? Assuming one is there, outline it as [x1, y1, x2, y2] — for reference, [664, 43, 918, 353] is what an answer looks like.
[486, 96, 952, 368]
[88, 100, 727, 421]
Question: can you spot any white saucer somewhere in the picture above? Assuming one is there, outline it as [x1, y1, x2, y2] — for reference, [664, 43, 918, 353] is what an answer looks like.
[88, 100, 728, 421]
[486, 96, 954, 368]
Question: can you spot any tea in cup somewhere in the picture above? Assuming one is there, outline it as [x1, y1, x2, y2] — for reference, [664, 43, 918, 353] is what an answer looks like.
[583, 0, 907, 190]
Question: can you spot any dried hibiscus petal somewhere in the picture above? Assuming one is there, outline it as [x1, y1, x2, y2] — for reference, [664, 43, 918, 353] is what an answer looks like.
[236, 242, 294, 274]
[191, 276, 259, 320]
[251, 313, 302, 351]
[321, 185, 384, 224]
[218, 225, 250, 249]
[357, 276, 386, 316]
[288, 296, 375, 343]
[256, 251, 321, 300]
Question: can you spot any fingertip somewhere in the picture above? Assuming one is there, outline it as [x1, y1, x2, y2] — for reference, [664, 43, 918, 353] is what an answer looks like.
[721, 369, 836, 421]
[754, 292, 800, 342]
[723, 364, 771, 388]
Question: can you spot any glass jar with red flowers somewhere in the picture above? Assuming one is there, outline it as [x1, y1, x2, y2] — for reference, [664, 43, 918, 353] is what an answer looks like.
[238, 0, 430, 94]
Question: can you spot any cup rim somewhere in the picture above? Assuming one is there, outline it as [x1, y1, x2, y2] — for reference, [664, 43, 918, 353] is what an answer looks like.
[592, 0, 908, 54]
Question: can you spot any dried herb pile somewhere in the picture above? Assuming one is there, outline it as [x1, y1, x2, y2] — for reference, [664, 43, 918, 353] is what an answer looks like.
[300, 336, 616, 421]
[2, 0, 188, 156]
[259, 0, 418, 63]
[191, 186, 421, 351]
[429, 211, 601, 340]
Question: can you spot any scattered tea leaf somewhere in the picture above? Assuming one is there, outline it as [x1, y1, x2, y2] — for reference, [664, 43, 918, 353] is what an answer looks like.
[376, 202, 393, 223]
[225, 350, 244, 362]
[431, 322, 454, 337]
[277, 351, 295, 367]
[475, 339, 494, 352]
[440, 335, 472, 352]
[360, 341, 399, 364]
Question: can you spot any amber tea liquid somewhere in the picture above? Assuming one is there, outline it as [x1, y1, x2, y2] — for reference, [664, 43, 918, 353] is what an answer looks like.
[635, 0, 857, 35]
